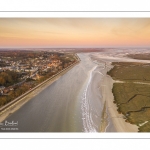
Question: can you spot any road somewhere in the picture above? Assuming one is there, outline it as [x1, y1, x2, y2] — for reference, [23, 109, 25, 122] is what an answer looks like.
[0, 53, 109, 132]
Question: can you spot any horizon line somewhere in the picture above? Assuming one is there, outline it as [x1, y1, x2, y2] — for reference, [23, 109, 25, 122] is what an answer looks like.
[0, 46, 150, 49]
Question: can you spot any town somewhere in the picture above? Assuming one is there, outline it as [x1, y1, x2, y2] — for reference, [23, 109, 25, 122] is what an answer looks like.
[0, 50, 77, 107]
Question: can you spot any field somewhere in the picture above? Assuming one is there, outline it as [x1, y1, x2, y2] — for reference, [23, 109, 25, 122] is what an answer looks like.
[108, 62, 150, 132]
[108, 62, 150, 81]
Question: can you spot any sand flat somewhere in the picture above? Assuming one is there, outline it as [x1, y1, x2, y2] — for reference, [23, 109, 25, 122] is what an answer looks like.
[103, 70, 138, 132]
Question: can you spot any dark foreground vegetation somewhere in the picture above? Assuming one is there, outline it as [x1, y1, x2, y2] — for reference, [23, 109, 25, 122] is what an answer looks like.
[108, 61, 150, 132]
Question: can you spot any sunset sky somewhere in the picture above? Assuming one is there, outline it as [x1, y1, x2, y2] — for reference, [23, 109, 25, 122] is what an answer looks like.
[0, 18, 150, 48]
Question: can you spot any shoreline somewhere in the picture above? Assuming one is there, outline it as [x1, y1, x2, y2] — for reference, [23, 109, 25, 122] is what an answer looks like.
[102, 67, 138, 132]
[99, 101, 108, 132]
[0, 54, 80, 123]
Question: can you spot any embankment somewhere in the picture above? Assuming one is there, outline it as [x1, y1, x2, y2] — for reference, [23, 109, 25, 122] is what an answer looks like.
[0, 54, 80, 122]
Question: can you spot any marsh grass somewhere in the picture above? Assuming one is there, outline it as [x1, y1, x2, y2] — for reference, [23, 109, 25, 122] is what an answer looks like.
[108, 62, 150, 132]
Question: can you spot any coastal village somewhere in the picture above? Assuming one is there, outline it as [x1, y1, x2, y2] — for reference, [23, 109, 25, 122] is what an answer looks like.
[0, 50, 77, 106]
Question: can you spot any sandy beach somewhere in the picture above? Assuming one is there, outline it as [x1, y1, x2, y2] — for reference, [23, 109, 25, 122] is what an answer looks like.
[91, 53, 150, 132]
[102, 67, 138, 132]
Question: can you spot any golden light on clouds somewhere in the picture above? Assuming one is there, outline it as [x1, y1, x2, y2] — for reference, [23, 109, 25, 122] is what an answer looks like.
[0, 18, 150, 47]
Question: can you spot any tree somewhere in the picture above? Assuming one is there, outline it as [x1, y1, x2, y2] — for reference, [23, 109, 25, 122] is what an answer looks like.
[0, 76, 5, 85]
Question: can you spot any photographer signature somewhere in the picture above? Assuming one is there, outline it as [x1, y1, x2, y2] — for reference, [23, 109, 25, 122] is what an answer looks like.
[0, 120, 18, 126]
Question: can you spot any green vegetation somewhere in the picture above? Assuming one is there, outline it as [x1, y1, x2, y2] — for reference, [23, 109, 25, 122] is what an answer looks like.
[138, 121, 150, 132]
[113, 83, 150, 115]
[108, 62, 150, 81]
[0, 71, 19, 86]
[108, 61, 150, 132]
[0, 82, 36, 106]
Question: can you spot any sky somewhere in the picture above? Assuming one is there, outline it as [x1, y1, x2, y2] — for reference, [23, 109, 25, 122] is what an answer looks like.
[0, 18, 150, 48]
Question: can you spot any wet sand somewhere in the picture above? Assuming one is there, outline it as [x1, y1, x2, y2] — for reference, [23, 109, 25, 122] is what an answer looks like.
[99, 101, 108, 132]
[91, 53, 140, 132]
[102, 68, 138, 132]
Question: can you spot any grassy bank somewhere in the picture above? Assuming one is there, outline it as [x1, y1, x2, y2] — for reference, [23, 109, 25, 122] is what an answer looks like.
[108, 62, 150, 132]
